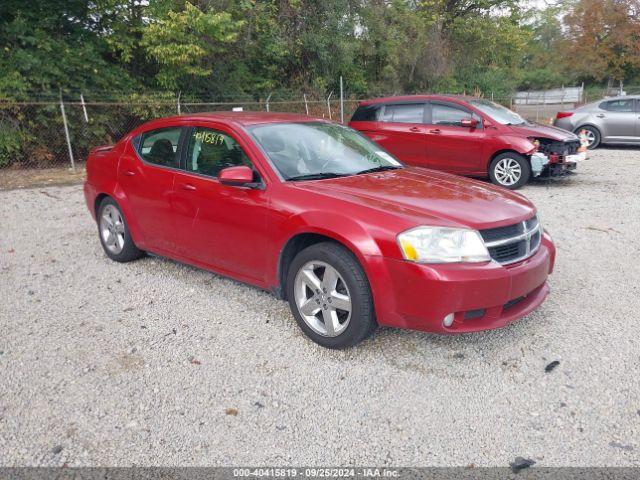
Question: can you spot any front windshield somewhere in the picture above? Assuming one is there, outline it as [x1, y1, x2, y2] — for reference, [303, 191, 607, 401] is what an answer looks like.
[248, 122, 403, 180]
[469, 99, 526, 126]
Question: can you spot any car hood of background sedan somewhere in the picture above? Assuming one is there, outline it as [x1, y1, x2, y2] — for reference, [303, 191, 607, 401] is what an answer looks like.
[509, 122, 578, 141]
[292, 167, 535, 230]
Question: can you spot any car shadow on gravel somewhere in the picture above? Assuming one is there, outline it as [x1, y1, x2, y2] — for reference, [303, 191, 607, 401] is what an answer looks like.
[129, 242, 546, 363]
[355, 306, 546, 367]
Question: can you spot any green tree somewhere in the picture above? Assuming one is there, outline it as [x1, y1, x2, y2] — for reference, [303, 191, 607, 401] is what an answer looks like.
[141, 2, 243, 90]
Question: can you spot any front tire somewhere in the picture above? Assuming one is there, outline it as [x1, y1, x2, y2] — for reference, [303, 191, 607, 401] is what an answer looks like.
[97, 197, 144, 263]
[576, 126, 601, 149]
[286, 242, 376, 349]
[489, 153, 531, 190]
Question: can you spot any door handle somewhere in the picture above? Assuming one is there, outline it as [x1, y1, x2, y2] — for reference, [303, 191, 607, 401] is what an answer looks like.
[122, 170, 136, 177]
[409, 126, 421, 132]
[429, 129, 442, 134]
[596, 114, 605, 118]
[181, 184, 197, 191]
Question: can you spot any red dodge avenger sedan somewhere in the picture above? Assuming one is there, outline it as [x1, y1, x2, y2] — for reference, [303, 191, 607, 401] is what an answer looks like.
[84, 112, 555, 348]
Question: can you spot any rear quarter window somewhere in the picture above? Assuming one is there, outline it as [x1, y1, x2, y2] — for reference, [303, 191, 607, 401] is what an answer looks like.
[351, 105, 380, 122]
[137, 127, 182, 168]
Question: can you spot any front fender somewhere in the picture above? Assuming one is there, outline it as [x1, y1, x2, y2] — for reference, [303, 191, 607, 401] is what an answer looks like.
[492, 135, 537, 157]
[274, 209, 384, 264]
[269, 210, 388, 294]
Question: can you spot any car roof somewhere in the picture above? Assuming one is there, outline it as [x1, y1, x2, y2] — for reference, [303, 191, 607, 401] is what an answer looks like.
[600, 95, 640, 101]
[358, 94, 477, 106]
[136, 111, 329, 133]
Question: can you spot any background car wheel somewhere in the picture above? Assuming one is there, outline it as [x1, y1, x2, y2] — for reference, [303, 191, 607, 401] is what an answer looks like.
[286, 242, 376, 349]
[576, 126, 600, 149]
[489, 153, 531, 190]
[97, 197, 144, 263]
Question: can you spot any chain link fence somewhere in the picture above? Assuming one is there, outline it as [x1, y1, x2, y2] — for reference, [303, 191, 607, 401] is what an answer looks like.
[2, 87, 637, 172]
[0, 96, 361, 171]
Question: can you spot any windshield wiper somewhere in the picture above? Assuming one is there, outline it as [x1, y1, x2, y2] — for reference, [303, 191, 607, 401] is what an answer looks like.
[355, 165, 402, 175]
[286, 172, 348, 181]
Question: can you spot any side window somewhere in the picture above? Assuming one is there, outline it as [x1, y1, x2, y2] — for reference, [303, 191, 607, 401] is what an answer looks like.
[600, 99, 634, 112]
[380, 104, 424, 124]
[431, 103, 479, 127]
[138, 127, 182, 168]
[186, 127, 253, 178]
[351, 105, 380, 121]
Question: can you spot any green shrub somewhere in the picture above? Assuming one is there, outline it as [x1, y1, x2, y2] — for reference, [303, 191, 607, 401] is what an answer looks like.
[0, 123, 22, 168]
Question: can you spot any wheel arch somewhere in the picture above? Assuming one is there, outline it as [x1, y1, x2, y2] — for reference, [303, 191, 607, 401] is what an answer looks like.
[487, 149, 530, 175]
[93, 187, 146, 249]
[573, 123, 601, 134]
[276, 230, 370, 301]
[94, 193, 110, 217]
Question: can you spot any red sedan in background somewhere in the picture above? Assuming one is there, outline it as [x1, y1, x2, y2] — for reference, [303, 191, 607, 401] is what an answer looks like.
[84, 112, 555, 348]
[350, 95, 586, 189]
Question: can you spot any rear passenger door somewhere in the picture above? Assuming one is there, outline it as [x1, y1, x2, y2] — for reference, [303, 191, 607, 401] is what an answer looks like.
[353, 103, 428, 167]
[118, 126, 185, 253]
[424, 101, 485, 174]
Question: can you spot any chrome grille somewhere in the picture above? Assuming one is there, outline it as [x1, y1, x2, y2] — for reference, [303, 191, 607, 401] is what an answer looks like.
[480, 216, 541, 265]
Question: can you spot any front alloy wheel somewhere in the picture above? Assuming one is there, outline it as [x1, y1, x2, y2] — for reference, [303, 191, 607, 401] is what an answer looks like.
[294, 261, 352, 337]
[286, 242, 376, 349]
[489, 153, 531, 190]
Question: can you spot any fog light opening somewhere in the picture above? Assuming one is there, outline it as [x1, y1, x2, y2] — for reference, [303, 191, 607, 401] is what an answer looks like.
[443, 313, 455, 328]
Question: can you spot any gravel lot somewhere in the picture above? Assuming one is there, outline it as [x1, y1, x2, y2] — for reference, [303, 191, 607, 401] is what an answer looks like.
[1, 148, 639, 467]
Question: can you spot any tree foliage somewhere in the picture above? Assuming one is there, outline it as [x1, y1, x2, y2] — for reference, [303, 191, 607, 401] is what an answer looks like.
[563, 0, 640, 82]
[1, 0, 640, 101]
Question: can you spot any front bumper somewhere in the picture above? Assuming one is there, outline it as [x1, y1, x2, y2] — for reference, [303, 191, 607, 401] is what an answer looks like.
[368, 234, 555, 334]
[537, 151, 585, 177]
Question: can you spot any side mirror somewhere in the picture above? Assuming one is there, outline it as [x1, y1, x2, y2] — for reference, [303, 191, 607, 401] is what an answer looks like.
[219, 165, 256, 187]
[460, 118, 479, 129]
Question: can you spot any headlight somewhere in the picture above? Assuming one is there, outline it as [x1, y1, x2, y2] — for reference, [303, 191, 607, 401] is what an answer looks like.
[397, 226, 490, 264]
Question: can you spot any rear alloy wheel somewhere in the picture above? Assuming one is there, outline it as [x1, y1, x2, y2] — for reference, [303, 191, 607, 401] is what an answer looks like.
[97, 197, 144, 262]
[286, 242, 376, 349]
[489, 153, 531, 190]
[577, 126, 600, 150]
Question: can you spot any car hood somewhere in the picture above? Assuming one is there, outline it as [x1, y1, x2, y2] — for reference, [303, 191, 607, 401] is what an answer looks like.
[292, 167, 535, 230]
[509, 122, 578, 141]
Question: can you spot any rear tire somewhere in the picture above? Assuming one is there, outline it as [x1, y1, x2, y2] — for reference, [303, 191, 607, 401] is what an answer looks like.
[489, 152, 531, 190]
[97, 197, 144, 263]
[286, 242, 376, 349]
[576, 126, 600, 150]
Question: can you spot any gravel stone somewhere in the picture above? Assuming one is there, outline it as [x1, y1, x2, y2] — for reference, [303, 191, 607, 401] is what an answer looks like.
[1, 148, 639, 466]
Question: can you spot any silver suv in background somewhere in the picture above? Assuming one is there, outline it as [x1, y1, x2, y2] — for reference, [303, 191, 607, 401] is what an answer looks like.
[553, 95, 640, 149]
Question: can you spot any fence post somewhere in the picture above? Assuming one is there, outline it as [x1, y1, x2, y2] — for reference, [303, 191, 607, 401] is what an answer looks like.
[326, 91, 333, 120]
[177, 91, 181, 115]
[59, 90, 76, 172]
[80, 93, 89, 123]
[303, 94, 309, 115]
[339, 76, 344, 123]
[265, 93, 272, 112]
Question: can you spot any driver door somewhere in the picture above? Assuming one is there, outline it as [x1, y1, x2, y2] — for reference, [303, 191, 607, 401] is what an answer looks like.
[170, 125, 271, 283]
[425, 101, 485, 174]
